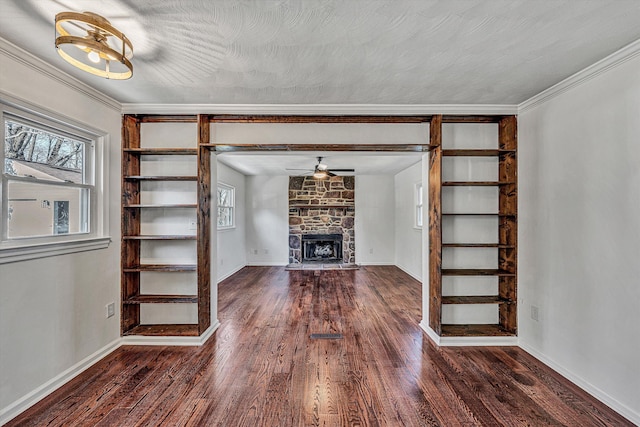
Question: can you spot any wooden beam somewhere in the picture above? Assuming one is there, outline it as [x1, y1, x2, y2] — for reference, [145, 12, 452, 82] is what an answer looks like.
[138, 115, 198, 123]
[197, 114, 211, 335]
[442, 115, 507, 123]
[204, 143, 433, 152]
[428, 114, 443, 335]
[121, 115, 141, 335]
[209, 114, 431, 123]
[498, 115, 518, 334]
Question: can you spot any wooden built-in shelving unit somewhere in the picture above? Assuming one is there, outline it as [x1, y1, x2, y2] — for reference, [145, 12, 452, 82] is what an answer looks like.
[429, 115, 518, 338]
[121, 114, 210, 337]
[121, 113, 516, 341]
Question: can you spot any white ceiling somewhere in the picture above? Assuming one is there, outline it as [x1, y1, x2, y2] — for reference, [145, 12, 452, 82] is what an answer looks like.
[2, 0, 640, 105]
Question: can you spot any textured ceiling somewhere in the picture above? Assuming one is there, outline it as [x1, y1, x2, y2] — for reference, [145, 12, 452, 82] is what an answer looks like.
[2, 0, 640, 105]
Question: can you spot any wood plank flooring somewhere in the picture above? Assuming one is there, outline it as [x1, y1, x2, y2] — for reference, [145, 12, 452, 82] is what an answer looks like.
[6, 266, 632, 426]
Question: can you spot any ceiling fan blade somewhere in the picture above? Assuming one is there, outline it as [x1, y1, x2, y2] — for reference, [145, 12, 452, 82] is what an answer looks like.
[327, 171, 336, 177]
[328, 168, 355, 172]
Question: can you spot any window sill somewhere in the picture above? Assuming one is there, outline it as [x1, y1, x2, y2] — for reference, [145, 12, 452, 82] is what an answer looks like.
[217, 226, 236, 232]
[0, 236, 112, 264]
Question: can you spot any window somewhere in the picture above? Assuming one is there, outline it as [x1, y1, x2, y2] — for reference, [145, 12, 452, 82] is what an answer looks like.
[1, 98, 109, 263]
[217, 183, 235, 229]
[415, 182, 423, 228]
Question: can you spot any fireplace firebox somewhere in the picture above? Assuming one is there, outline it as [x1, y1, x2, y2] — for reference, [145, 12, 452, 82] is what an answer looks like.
[302, 234, 342, 263]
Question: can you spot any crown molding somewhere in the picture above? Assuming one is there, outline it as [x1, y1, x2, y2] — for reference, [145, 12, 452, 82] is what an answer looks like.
[121, 103, 517, 116]
[0, 37, 121, 113]
[519, 38, 640, 113]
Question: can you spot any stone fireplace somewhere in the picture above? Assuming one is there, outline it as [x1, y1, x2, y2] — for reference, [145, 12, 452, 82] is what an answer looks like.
[288, 176, 355, 264]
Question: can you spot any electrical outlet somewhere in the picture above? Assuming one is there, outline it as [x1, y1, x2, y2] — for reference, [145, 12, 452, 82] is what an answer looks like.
[531, 305, 539, 322]
[369, 248, 373, 254]
[188, 220, 197, 230]
[253, 249, 258, 255]
[220, 258, 224, 265]
[106, 302, 115, 318]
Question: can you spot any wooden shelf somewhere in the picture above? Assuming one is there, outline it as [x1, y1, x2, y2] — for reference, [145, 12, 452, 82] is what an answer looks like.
[123, 148, 197, 155]
[123, 235, 196, 240]
[123, 264, 197, 272]
[124, 176, 197, 181]
[442, 181, 515, 186]
[442, 243, 516, 248]
[441, 269, 516, 276]
[440, 324, 515, 337]
[122, 324, 200, 336]
[124, 294, 198, 304]
[123, 204, 197, 208]
[442, 149, 515, 156]
[442, 213, 516, 217]
[441, 296, 512, 305]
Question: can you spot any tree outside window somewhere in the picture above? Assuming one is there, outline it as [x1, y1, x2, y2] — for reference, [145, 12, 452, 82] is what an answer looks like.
[2, 117, 92, 239]
[217, 183, 234, 229]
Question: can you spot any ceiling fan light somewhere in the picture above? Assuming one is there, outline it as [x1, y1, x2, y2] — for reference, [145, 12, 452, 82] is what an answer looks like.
[55, 11, 133, 80]
[313, 170, 328, 179]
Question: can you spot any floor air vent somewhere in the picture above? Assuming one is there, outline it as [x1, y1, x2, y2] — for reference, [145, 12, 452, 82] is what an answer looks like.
[310, 333, 343, 339]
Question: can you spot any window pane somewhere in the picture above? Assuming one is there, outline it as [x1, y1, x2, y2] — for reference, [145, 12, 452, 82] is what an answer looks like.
[217, 207, 232, 227]
[218, 187, 233, 207]
[6, 180, 89, 238]
[4, 120, 85, 184]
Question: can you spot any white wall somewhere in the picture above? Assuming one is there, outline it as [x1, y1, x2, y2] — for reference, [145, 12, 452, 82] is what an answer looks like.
[245, 175, 289, 265]
[216, 162, 247, 280]
[244, 173, 406, 267]
[355, 175, 395, 265]
[519, 54, 640, 421]
[0, 43, 121, 416]
[393, 161, 423, 279]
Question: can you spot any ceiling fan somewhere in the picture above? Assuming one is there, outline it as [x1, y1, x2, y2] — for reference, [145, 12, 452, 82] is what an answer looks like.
[287, 157, 355, 179]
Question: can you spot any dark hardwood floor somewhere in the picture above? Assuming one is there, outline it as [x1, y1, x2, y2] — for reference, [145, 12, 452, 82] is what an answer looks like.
[7, 266, 632, 426]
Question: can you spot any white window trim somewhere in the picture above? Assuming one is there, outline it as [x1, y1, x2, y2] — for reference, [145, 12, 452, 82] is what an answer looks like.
[217, 182, 235, 230]
[414, 182, 423, 230]
[0, 94, 110, 264]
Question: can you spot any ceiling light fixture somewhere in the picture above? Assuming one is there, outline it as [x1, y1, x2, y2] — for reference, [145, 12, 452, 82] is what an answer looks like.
[313, 169, 328, 179]
[55, 11, 133, 80]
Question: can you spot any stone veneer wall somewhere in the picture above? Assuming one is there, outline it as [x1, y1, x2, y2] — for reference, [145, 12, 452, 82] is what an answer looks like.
[288, 176, 355, 264]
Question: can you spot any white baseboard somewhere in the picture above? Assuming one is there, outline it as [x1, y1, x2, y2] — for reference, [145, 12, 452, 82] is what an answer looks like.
[217, 264, 246, 282]
[120, 320, 221, 347]
[519, 343, 640, 425]
[420, 320, 440, 345]
[246, 262, 287, 266]
[1, 321, 223, 425]
[395, 264, 422, 282]
[357, 261, 394, 266]
[420, 321, 518, 346]
[439, 335, 519, 347]
[0, 338, 122, 426]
